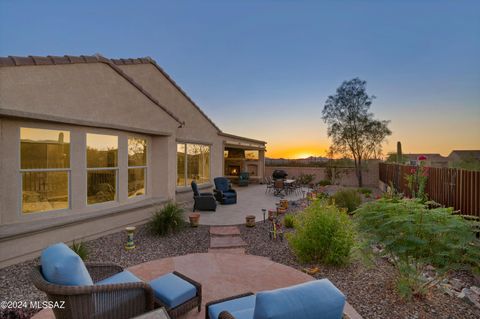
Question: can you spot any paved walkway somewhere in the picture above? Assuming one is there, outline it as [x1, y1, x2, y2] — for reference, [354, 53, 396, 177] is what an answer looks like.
[208, 226, 246, 254]
[187, 184, 307, 226]
[32, 253, 362, 319]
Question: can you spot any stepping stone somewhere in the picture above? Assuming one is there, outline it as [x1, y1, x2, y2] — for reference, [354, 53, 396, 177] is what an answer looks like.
[208, 248, 246, 255]
[210, 226, 241, 237]
[210, 236, 246, 249]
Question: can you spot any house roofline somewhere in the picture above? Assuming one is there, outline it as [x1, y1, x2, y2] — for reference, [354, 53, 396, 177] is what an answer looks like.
[0, 55, 184, 126]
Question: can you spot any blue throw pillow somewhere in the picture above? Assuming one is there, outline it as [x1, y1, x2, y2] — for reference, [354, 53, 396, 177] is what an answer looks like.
[41, 242, 93, 286]
[253, 279, 345, 319]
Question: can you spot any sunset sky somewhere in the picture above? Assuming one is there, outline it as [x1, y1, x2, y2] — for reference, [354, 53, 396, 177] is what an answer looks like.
[1, 0, 479, 159]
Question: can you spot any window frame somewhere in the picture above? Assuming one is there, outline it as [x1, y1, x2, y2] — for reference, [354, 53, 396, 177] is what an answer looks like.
[19, 127, 72, 214]
[176, 142, 212, 188]
[86, 133, 119, 206]
[127, 136, 148, 199]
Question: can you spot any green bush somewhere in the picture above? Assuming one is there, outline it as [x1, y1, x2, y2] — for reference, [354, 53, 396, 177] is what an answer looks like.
[297, 173, 315, 186]
[357, 187, 372, 195]
[332, 189, 362, 213]
[283, 214, 295, 228]
[355, 198, 480, 299]
[318, 179, 332, 187]
[148, 202, 184, 236]
[70, 241, 88, 261]
[287, 200, 355, 265]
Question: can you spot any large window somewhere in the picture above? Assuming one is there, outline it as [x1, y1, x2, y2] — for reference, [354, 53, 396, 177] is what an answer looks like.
[245, 150, 259, 160]
[20, 127, 70, 213]
[128, 137, 147, 198]
[177, 143, 210, 186]
[87, 134, 118, 205]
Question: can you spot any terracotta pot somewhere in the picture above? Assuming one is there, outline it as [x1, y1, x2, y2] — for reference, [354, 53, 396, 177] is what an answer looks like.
[246, 215, 256, 227]
[189, 213, 200, 227]
[268, 209, 276, 221]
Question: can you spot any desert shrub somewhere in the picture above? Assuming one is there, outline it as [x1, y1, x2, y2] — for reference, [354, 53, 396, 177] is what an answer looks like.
[318, 179, 331, 187]
[287, 200, 355, 265]
[70, 241, 89, 261]
[355, 198, 480, 299]
[283, 214, 295, 228]
[332, 189, 361, 213]
[148, 202, 184, 236]
[357, 187, 372, 196]
[297, 173, 315, 186]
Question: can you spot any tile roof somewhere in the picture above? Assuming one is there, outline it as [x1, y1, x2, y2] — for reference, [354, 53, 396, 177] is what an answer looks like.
[0, 55, 184, 126]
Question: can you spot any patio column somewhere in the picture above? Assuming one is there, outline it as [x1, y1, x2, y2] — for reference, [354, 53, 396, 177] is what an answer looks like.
[259, 149, 266, 180]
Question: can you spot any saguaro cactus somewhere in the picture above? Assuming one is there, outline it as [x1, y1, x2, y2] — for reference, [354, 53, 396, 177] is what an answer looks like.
[397, 141, 403, 164]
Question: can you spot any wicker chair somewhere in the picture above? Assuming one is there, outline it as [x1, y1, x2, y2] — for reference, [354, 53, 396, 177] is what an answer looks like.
[205, 292, 254, 319]
[32, 263, 202, 319]
[32, 262, 154, 319]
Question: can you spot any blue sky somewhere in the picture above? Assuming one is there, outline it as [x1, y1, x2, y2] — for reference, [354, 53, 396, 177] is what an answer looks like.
[1, 0, 479, 158]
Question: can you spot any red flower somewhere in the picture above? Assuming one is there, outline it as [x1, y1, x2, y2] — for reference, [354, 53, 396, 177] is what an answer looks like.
[418, 155, 427, 161]
[410, 168, 416, 174]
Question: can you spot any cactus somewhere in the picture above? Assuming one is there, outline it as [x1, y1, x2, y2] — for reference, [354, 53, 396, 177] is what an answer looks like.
[397, 141, 403, 163]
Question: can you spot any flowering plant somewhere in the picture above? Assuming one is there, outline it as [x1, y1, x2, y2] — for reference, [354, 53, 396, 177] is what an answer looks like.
[405, 157, 429, 200]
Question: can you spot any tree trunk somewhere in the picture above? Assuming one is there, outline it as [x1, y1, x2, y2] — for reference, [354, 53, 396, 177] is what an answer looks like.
[357, 158, 363, 187]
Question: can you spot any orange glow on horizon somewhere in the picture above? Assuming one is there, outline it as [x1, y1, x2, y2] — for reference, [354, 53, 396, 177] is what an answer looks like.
[266, 142, 329, 159]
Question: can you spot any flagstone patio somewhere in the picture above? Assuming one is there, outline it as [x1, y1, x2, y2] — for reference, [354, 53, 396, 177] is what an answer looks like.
[32, 252, 361, 319]
[185, 184, 307, 226]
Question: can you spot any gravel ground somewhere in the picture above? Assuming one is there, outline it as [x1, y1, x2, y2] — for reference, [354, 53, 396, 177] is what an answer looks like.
[239, 199, 480, 319]
[0, 223, 209, 318]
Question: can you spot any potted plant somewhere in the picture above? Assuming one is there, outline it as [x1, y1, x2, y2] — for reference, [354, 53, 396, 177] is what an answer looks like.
[246, 215, 256, 227]
[189, 213, 200, 227]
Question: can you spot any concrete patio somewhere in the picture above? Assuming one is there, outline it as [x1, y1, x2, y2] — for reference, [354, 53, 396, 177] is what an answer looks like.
[33, 252, 361, 319]
[185, 184, 307, 226]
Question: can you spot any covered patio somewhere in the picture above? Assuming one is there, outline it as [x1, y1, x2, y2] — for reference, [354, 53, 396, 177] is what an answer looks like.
[186, 184, 307, 226]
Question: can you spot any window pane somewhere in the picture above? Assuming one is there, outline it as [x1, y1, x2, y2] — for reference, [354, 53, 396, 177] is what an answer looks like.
[177, 144, 186, 186]
[245, 150, 259, 160]
[20, 128, 70, 169]
[187, 144, 210, 185]
[87, 134, 118, 168]
[128, 137, 147, 167]
[87, 170, 116, 204]
[128, 168, 145, 197]
[22, 171, 69, 213]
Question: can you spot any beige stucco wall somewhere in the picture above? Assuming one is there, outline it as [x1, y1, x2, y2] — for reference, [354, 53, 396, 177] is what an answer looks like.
[0, 63, 180, 134]
[265, 161, 380, 187]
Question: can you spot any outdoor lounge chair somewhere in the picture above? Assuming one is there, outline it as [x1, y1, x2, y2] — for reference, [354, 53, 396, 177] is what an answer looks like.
[191, 181, 217, 211]
[205, 279, 345, 319]
[238, 172, 250, 187]
[213, 177, 237, 205]
[32, 243, 202, 319]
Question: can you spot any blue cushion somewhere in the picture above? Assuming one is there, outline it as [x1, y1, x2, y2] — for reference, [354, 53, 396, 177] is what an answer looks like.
[208, 295, 256, 319]
[214, 177, 230, 192]
[223, 192, 236, 198]
[149, 273, 197, 309]
[41, 243, 93, 286]
[253, 280, 345, 319]
[96, 270, 142, 285]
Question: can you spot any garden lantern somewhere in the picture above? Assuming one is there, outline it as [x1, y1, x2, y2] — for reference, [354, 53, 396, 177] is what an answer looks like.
[262, 208, 266, 223]
[125, 226, 136, 250]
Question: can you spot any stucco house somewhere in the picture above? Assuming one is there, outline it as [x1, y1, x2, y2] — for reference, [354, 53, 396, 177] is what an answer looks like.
[0, 55, 266, 268]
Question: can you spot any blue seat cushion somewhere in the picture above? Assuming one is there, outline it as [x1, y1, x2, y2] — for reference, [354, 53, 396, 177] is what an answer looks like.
[223, 192, 236, 198]
[96, 270, 142, 285]
[208, 295, 255, 319]
[253, 279, 345, 319]
[41, 243, 93, 286]
[149, 273, 197, 309]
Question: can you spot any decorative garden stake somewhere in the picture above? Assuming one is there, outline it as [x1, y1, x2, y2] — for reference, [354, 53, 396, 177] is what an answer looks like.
[125, 226, 136, 250]
[262, 208, 266, 223]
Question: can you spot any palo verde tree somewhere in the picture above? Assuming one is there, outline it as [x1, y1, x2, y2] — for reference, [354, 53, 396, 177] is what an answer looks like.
[322, 78, 391, 187]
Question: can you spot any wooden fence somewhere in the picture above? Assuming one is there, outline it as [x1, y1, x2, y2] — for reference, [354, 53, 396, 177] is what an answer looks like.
[379, 163, 480, 217]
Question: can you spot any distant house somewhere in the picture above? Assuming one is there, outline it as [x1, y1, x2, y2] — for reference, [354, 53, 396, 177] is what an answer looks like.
[404, 153, 449, 168]
[447, 150, 480, 163]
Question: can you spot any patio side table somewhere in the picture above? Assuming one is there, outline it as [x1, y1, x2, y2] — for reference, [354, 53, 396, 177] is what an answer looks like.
[133, 307, 171, 319]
